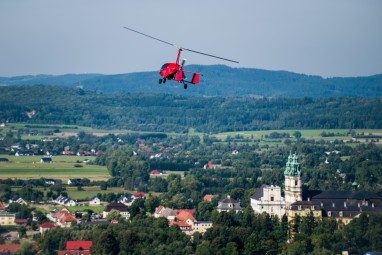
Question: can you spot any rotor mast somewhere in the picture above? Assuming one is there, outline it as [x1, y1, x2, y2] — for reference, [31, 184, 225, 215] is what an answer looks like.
[175, 48, 183, 65]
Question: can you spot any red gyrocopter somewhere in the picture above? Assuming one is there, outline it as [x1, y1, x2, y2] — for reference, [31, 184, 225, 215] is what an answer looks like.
[123, 27, 239, 89]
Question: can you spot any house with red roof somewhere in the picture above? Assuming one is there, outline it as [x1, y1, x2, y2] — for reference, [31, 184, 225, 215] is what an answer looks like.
[203, 194, 214, 202]
[169, 209, 213, 235]
[66, 241, 92, 250]
[150, 170, 161, 175]
[57, 241, 92, 255]
[132, 192, 145, 199]
[169, 220, 193, 234]
[54, 209, 77, 227]
[39, 222, 56, 235]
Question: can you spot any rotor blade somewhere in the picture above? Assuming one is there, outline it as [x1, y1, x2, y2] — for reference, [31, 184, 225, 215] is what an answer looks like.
[183, 47, 239, 64]
[123, 27, 175, 47]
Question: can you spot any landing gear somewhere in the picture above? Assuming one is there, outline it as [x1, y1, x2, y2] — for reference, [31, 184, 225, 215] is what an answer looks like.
[163, 78, 166, 83]
[159, 78, 162, 84]
[184, 83, 188, 89]
[159, 78, 167, 84]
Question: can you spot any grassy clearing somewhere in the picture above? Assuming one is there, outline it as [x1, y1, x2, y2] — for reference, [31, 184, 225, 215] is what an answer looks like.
[66, 186, 126, 200]
[66, 205, 105, 214]
[0, 156, 110, 181]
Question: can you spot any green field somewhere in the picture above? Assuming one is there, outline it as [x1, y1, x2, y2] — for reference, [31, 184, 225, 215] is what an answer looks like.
[66, 186, 126, 200]
[0, 156, 110, 181]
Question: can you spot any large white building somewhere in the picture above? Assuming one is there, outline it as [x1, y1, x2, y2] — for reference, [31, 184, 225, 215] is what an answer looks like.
[251, 184, 286, 219]
[251, 153, 302, 219]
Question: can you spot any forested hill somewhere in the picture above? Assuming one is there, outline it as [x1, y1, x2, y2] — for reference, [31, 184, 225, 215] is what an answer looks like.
[1, 65, 381, 98]
[1, 85, 381, 133]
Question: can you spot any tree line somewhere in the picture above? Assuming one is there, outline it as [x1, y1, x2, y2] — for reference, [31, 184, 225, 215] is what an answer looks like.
[0, 85, 381, 133]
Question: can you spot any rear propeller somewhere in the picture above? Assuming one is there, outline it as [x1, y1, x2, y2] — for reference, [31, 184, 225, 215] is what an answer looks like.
[123, 26, 239, 64]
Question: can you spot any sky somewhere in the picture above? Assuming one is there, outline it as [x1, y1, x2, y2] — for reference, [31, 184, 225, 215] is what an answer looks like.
[0, 0, 381, 78]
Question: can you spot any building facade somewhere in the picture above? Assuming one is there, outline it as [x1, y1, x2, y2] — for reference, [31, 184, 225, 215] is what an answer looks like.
[251, 184, 285, 219]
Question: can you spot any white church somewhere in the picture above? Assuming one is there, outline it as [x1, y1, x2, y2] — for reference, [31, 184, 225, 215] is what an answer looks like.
[250, 153, 302, 219]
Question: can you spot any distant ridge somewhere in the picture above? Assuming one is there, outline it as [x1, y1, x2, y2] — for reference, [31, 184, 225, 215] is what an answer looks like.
[1, 65, 381, 98]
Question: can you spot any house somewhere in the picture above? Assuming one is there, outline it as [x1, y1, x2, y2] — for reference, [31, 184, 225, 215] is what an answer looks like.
[168, 209, 213, 235]
[203, 161, 221, 170]
[132, 192, 145, 199]
[39, 222, 55, 235]
[251, 184, 286, 219]
[154, 206, 176, 221]
[46, 150, 58, 156]
[9, 196, 28, 206]
[46, 208, 59, 222]
[68, 178, 82, 186]
[44, 179, 60, 185]
[57, 241, 92, 255]
[193, 221, 213, 234]
[54, 209, 77, 228]
[203, 194, 214, 202]
[232, 150, 239, 155]
[217, 195, 242, 213]
[103, 203, 130, 219]
[65, 200, 77, 207]
[117, 195, 134, 206]
[89, 196, 101, 206]
[169, 220, 193, 235]
[150, 170, 161, 175]
[0, 211, 16, 226]
[0, 158, 9, 163]
[40, 157, 52, 163]
[54, 194, 76, 206]
[174, 209, 196, 222]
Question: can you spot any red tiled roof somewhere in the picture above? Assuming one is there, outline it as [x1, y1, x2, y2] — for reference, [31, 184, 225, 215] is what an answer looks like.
[40, 222, 55, 228]
[66, 241, 92, 250]
[175, 210, 195, 222]
[203, 194, 214, 201]
[133, 192, 145, 198]
[0, 244, 21, 253]
[155, 205, 164, 214]
[15, 219, 28, 224]
[58, 251, 90, 255]
[150, 170, 160, 175]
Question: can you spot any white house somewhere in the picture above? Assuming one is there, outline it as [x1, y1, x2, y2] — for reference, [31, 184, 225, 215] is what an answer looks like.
[216, 196, 242, 213]
[89, 196, 101, 206]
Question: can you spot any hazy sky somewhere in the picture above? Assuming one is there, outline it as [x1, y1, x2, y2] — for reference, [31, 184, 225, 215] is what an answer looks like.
[1, 0, 381, 77]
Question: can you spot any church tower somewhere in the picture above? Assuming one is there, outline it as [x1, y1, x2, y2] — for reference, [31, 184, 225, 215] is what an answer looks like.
[284, 153, 302, 209]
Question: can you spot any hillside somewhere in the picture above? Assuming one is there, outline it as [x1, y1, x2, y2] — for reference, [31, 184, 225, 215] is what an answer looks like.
[1, 65, 381, 97]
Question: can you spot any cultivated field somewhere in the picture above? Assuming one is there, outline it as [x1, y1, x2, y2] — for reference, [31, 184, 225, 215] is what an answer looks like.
[0, 156, 110, 181]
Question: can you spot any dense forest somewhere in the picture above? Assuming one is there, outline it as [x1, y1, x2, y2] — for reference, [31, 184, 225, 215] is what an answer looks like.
[36, 206, 382, 255]
[0, 85, 381, 133]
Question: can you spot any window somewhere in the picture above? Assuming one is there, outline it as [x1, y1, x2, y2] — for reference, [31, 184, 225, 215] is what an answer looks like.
[271, 196, 274, 202]
[339, 211, 343, 217]
[295, 180, 298, 186]
[328, 211, 332, 217]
